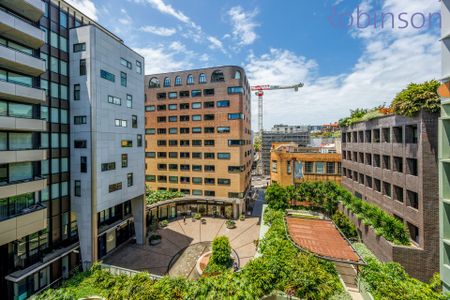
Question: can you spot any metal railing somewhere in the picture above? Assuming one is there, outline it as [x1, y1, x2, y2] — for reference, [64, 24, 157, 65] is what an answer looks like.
[100, 263, 162, 280]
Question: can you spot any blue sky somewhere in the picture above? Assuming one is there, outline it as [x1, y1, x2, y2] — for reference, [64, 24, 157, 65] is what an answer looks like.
[68, 0, 441, 129]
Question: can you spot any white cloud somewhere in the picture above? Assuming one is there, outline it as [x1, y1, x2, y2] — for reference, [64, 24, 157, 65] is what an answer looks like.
[207, 36, 224, 50]
[245, 0, 441, 129]
[118, 9, 132, 26]
[65, 0, 98, 21]
[227, 6, 259, 46]
[140, 26, 177, 36]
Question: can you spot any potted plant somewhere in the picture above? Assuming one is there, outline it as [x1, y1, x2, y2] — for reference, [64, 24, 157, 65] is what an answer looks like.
[193, 213, 202, 220]
[159, 220, 169, 228]
[226, 219, 236, 229]
[149, 234, 162, 246]
[239, 214, 245, 221]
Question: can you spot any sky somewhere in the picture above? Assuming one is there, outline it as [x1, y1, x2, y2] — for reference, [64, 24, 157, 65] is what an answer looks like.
[67, 0, 442, 129]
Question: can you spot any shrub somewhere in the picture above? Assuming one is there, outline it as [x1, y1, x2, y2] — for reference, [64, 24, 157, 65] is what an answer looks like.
[391, 80, 440, 117]
[193, 213, 201, 220]
[354, 243, 447, 300]
[146, 188, 183, 205]
[266, 183, 289, 210]
[204, 236, 233, 275]
[226, 219, 236, 229]
[332, 211, 358, 240]
[239, 214, 245, 221]
[159, 220, 168, 227]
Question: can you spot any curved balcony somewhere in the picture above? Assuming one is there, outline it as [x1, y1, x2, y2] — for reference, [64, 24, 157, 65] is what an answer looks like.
[0, 8, 45, 48]
[0, 44, 45, 76]
[0, 149, 47, 164]
[0, 177, 47, 199]
[0, 116, 47, 131]
[0, 0, 44, 23]
[0, 204, 47, 245]
[0, 80, 45, 104]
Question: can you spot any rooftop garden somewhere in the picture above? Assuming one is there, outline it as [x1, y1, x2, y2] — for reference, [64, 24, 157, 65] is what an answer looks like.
[36, 207, 346, 300]
[338, 79, 440, 127]
[146, 188, 184, 205]
[266, 181, 410, 245]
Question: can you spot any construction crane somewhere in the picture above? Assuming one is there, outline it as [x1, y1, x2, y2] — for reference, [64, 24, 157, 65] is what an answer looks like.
[251, 83, 304, 135]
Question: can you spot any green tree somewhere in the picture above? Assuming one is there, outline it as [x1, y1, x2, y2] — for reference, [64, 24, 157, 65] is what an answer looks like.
[266, 183, 289, 210]
[391, 80, 440, 117]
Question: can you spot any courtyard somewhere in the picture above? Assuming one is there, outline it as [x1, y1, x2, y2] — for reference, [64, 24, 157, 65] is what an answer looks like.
[102, 216, 260, 278]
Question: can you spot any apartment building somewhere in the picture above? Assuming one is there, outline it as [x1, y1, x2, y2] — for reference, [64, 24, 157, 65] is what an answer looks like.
[270, 143, 342, 187]
[440, 0, 450, 291]
[69, 25, 145, 268]
[144, 66, 252, 204]
[0, 1, 144, 298]
[261, 131, 309, 175]
[341, 111, 439, 281]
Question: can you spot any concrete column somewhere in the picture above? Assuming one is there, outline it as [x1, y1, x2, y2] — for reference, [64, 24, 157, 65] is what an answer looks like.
[233, 203, 238, 219]
[131, 195, 146, 245]
[73, 205, 93, 271]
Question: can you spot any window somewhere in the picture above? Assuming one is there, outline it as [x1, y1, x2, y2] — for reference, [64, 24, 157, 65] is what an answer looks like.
[393, 126, 403, 143]
[374, 179, 381, 192]
[192, 102, 202, 109]
[228, 86, 244, 94]
[218, 153, 231, 160]
[169, 152, 178, 158]
[204, 140, 215, 146]
[127, 173, 133, 187]
[204, 178, 215, 185]
[115, 119, 127, 127]
[126, 94, 133, 108]
[382, 155, 391, 170]
[228, 140, 244, 146]
[204, 101, 215, 108]
[187, 74, 194, 85]
[406, 125, 418, 143]
[304, 162, 313, 174]
[101, 162, 115, 172]
[80, 156, 87, 173]
[180, 91, 189, 98]
[169, 140, 178, 146]
[120, 72, 127, 87]
[316, 162, 325, 174]
[168, 92, 177, 99]
[326, 162, 335, 174]
[137, 134, 143, 147]
[74, 180, 81, 196]
[73, 84, 80, 100]
[121, 140, 132, 147]
[100, 69, 115, 82]
[157, 116, 166, 123]
[394, 185, 403, 202]
[80, 59, 86, 76]
[60, 10, 68, 28]
[205, 165, 215, 172]
[218, 179, 231, 185]
[192, 127, 201, 133]
[132, 115, 138, 128]
[73, 43, 86, 52]
[204, 114, 214, 121]
[192, 177, 202, 184]
[120, 58, 132, 69]
[169, 176, 178, 183]
[192, 152, 202, 158]
[180, 152, 190, 158]
[394, 157, 403, 172]
[146, 175, 156, 182]
[229, 165, 244, 173]
[146, 105, 156, 111]
[192, 90, 202, 97]
[211, 70, 225, 82]
[136, 61, 142, 74]
[168, 128, 178, 134]
[407, 158, 418, 176]
[192, 115, 202, 121]
[146, 152, 156, 158]
[383, 182, 391, 197]
[407, 190, 419, 209]
[217, 100, 230, 107]
[74, 140, 87, 148]
[373, 154, 381, 168]
[148, 77, 160, 88]
[408, 222, 420, 244]
[109, 182, 122, 193]
[204, 127, 214, 133]
[122, 154, 128, 168]
[204, 153, 215, 159]
[175, 76, 182, 86]
[169, 104, 177, 110]
[163, 77, 171, 87]
[169, 116, 177, 122]
[382, 128, 391, 143]
[234, 70, 241, 79]
[217, 126, 230, 133]
[204, 89, 214, 96]
[199, 73, 206, 83]
[228, 113, 244, 120]
[74, 116, 86, 124]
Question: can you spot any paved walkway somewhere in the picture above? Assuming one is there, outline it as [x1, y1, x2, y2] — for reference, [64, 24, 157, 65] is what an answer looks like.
[103, 217, 260, 276]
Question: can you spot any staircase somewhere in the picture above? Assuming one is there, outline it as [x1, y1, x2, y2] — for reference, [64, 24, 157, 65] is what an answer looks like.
[334, 262, 363, 300]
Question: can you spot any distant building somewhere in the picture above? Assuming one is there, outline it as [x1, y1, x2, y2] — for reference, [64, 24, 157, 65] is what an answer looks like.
[271, 124, 309, 133]
[341, 111, 439, 282]
[270, 143, 341, 187]
[261, 131, 309, 175]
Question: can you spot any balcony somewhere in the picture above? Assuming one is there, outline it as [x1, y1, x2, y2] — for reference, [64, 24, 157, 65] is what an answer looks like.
[0, 8, 45, 48]
[0, 0, 44, 22]
[0, 149, 47, 164]
[0, 44, 45, 76]
[0, 204, 47, 245]
[0, 177, 47, 199]
[0, 80, 45, 104]
[0, 116, 47, 131]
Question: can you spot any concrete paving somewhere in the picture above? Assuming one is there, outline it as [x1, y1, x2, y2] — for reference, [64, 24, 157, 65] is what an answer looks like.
[103, 217, 260, 277]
